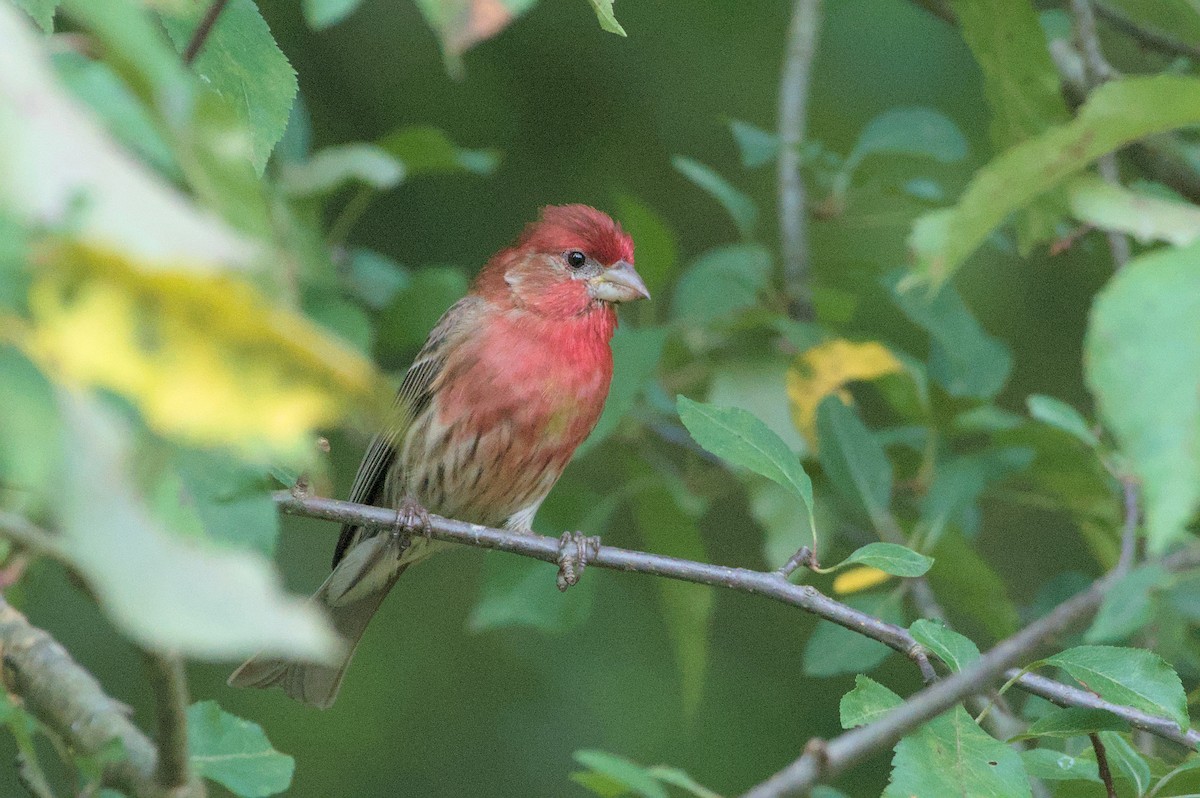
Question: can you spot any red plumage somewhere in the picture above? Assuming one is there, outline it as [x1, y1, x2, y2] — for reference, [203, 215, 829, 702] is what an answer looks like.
[229, 205, 647, 707]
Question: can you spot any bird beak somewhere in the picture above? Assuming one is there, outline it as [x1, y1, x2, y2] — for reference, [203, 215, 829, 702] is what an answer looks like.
[589, 260, 651, 303]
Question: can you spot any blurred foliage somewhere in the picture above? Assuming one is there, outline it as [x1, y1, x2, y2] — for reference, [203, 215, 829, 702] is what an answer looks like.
[2, 0, 1200, 795]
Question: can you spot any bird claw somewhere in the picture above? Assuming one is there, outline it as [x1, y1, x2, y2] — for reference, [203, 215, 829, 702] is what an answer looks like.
[556, 531, 600, 592]
[389, 498, 431, 558]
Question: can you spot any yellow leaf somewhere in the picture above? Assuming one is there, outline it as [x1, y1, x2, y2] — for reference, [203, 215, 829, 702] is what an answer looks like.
[833, 566, 892, 595]
[24, 243, 389, 456]
[787, 339, 902, 445]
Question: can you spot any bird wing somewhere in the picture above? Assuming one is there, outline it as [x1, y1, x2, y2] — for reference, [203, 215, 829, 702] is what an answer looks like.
[331, 296, 481, 567]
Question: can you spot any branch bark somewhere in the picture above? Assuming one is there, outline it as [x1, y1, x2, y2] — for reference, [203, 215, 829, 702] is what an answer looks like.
[0, 597, 198, 798]
[776, 0, 822, 322]
[272, 492, 1200, 757]
[142, 651, 198, 793]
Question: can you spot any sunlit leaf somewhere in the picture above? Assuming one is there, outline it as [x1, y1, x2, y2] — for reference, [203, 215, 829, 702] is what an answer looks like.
[910, 76, 1200, 284]
[646, 766, 722, 798]
[279, 144, 404, 196]
[786, 339, 903, 445]
[25, 244, 387, 456]
[160, 0, 298, 173]
[585, 0, 625, 36]
[839, 674, 902, 729]
[188, 701, 294, 797]
[1069, 174, 1200, 247]
[672, 156, 758, 239]
[883, 271, 1011, 399]
[884, 706, 1032, 798]
[1085, 240, 1200, 552]
[1045, 646, 1188, 730]
[832, 566, 891, 595]
[55, 394, 339, 661]
[909, 619, 979, 673]
[0, 8, 259, 268]
[0, 347, 61, 514]
[377, 125, 500, 176]
[11, 0, 56, 32]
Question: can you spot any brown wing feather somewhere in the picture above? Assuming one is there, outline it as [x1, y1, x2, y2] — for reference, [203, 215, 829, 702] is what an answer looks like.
[331, 297, 479, 567]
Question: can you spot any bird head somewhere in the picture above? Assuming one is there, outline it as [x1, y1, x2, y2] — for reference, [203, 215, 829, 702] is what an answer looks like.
[476, 205, 649, 316]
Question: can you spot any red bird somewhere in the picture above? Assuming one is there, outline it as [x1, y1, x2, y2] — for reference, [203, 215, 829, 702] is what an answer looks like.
[230, 205, 648, 707]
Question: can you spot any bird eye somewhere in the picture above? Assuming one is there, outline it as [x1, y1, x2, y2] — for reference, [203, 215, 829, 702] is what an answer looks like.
[565, 250, 587, 269]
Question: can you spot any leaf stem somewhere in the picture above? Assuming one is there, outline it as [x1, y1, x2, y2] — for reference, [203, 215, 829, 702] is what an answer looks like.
[182, 0, 230, 66]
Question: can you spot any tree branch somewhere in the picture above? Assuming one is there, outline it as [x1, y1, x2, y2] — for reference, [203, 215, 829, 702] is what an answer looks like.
[182, 0, 230, 66]
[776, 0, 822, 322]
[142, 650, 197, 793]
[272, 492, 1200, 755]
[0, 597, 194, 798]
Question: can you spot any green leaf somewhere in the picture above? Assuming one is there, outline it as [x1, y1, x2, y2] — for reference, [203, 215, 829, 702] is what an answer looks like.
[468, 556, 596, 633]
[279, 144, 404, 196]
[377, 126, 500, 176]
[173, 448, 280, 556]
[160, 0, 298, 174]
[729, 119, 779, 169]
[949, 0, 1069, 248]
[678, 397, 816, 542]
[918, 448, 1034, 547]
[578, 326, 668, 456]
[839, 543, 932, 578]
[839, 674, 903, 729]
[1085, 564, 1169, 644]
[846, 106, 967, 171]
[927, 532, 1020, 639]
[1104, 0, 1200, 50]
[803, 592, 902, 677]
[0, 348, 61, 515]
[672, 156, 758, 239]
[612, 194, 677, 299]
[910, 76, 1200, 283]
[1085, 241, 1200, 553]
[188, 701, 294, 797]
[572, 751, 668, 798]
[376, 266, 468, 361]
[883, 271, 1012, 400]
[1027, 394, 1099, 448]
[11, 0, 57, 32]
[344, 249, 410, 311]
[816, 397, 893, 530]
[1068, 174, 1200, 247]
[670, 243, 772, 327]
[1012, 707, 1130, 741]
[634, 484, 713, 719]
[751, 481, 818, 572]
[708, 359, 807, 455]
[54, 394, 338, 661]
[1045, 646, 1188, 730]
[302, 0, 363, 30]
[1098, 731, 1151, 795]
[884, 706, 1032, 798]
[585, 0, 626, 35]
[1019, 749, 1100, 782]
[909, 619, 979, 672]
[646, 766, 722, 798]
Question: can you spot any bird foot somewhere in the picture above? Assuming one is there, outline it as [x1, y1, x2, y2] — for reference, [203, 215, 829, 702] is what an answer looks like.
[556, 531, 600, 592]
[389, 498, 432, 557]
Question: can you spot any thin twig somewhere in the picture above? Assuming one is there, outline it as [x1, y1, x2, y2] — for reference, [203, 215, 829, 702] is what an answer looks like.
[1117, 476, 1140, 573]
[182, 0, 230, 65]
[776, 0, 822, 322]
[272, 492, 1200, 753]
[1094, 1, 1200, 62]
[142, 651, 194, 791]
[1090, 733, 1119, 798]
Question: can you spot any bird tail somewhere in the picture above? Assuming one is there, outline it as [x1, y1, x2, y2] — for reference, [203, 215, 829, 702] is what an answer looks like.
[228, 534, 407, 709]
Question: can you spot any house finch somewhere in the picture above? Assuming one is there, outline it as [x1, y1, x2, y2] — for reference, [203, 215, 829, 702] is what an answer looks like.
[229, 205, 648, 708]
